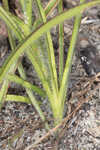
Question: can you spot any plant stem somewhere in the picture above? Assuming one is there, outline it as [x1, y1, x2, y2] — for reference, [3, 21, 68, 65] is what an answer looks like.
[59, 0, 86, 110]
[58, 0, 64, 85]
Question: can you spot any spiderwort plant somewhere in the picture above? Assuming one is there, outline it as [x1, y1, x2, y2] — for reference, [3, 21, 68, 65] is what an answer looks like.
[0, 0, 100, 127]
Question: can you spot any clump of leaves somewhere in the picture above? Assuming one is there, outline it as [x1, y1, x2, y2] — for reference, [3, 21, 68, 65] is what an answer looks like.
[0, 0, 100, 128]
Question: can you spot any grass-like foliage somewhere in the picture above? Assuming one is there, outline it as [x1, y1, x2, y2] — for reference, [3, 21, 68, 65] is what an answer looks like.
[0, 0, 100, 128]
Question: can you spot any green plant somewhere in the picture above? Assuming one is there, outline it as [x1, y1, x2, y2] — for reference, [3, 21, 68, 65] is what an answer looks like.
[0, 0, 100, 128]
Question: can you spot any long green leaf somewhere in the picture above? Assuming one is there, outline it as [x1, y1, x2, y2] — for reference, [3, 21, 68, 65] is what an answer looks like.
[0, 6, 23, 40]
[18, 63, 49, 129]
[6, 94, 31, 104]
[26, 49, 53, 100]
[59, 0, 86, 107]
[33, 0, 60, 29]
[8, 74, 46, 97]
[45, 0, 60, 16]
[36, 0, 58, 99]
[20, 0, 33, 28]
[8, 12, 30, 36]
[0, 80, 9, 110]
[58, 0, 64, 85]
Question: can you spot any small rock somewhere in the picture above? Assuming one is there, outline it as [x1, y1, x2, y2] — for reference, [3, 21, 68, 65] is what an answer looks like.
[79, 45, 100, 76]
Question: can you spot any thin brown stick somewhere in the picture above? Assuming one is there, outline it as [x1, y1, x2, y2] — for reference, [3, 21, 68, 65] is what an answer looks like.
[25, 73, 100, 150]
